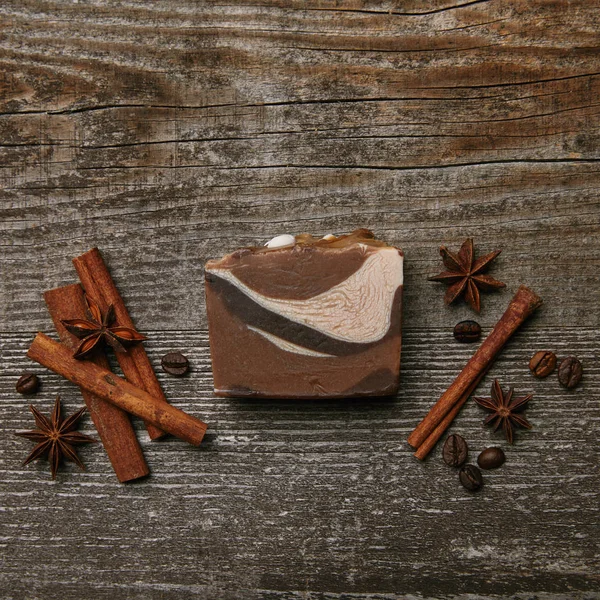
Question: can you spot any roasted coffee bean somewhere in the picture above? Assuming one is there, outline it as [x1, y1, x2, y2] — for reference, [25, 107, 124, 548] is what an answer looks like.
[459, 464, 483, 491]
[161, 352, 190, 377]
[477, 447, 505, 470]
[16, 373, 40, 395]
[442, 434, 468, 467]
[558, 356, 583, 389]
[453, 320, 481, 343]
[529, 350, 557, 378]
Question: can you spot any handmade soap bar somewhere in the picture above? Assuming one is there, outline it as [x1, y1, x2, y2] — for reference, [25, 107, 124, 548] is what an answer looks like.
[204, 229, 403, 399]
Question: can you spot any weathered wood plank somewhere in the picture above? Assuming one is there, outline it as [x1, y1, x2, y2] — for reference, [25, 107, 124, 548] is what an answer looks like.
[1, 0, 599, 597]
[2, 160, 599, 330]
[1, 328, 599, 599]
[1, 0, 599, 111]
[1, 0, 599, 333]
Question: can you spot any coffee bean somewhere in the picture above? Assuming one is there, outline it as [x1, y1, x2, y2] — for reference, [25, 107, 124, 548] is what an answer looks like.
[477, 447, 505, 470]
[442, 434, 468, 467]
[161, 352, 190, 377]
[459, 464, 483, 491]
[16, 373, 40, 395]
[453, 320, 481, 343]
[558, 356, 583, 389]
[529, 350, 557, 378]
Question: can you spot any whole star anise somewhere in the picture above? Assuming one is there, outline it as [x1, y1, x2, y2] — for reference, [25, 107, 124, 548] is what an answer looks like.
[61, 295, 146, 359]
[474, 379, 533, 444]
[15, 396, 97, 479]
[428, 238, 505, 312]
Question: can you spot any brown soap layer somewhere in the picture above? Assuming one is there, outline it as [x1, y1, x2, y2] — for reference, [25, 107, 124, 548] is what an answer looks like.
[206, 228, 402, 302]
[205, 279, 402, 399]
[208, 245, 369, 301]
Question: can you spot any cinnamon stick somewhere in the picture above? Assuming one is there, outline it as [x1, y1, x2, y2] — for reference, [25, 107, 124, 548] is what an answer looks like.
[44, 284, 149, 482]
[408, 285, 542, 452]
[27, 333, 207, 446]
[413, 363, 491, 460]
[73, 248, 167, 440]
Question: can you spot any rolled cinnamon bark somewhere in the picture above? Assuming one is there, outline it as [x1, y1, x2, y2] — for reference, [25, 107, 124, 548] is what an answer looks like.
[44, 284, 150, 482]
[413, 364, 491, 460]
[408, 285, 542, 451]
[27, 333, 207, 446]
[73, 248, 168, 440]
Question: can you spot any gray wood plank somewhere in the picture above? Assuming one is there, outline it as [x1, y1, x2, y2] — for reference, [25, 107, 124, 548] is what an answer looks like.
[1, 329, 598, 598]
[0, 0, 599, 597]
[2, 160, 599, 331]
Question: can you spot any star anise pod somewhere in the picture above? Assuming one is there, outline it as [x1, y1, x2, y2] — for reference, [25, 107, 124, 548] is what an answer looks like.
[15, 396, 97, 479]
[61, 295, 146, 360]
[474, 379, 533, 444]
[428, 238, 505, 312]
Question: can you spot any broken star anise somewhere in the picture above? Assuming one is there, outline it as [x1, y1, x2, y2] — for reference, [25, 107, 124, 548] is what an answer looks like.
[428, 238, 505, 312]
[474, 379, 533, 444]
[15, 396, 97, 479]
[61, 295, 146, 360]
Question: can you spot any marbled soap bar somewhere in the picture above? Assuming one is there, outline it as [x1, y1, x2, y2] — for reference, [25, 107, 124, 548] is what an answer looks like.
[204, 229, 403, 399]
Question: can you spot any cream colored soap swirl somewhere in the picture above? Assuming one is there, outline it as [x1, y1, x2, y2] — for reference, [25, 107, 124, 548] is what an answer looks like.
[206, 248, 403, 344]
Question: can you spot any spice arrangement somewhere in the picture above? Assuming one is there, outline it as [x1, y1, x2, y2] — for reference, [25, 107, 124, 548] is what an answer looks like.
[28, 332, 206, 443]
[15, 248, 207, 482]
[43, 283, 149, 481]
[13, 234, 584, 486]
[408, 284, 542, 460]
[441, 433, 505, 491]
[414, 237, 584, 492]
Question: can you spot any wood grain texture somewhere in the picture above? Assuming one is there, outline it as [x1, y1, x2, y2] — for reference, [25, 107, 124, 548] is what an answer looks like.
[0, 1, 599, 598]
[2, 329, 599, 599]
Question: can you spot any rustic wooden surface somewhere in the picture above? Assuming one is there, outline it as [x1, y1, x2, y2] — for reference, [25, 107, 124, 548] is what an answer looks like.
[1, 1, 599, 598]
